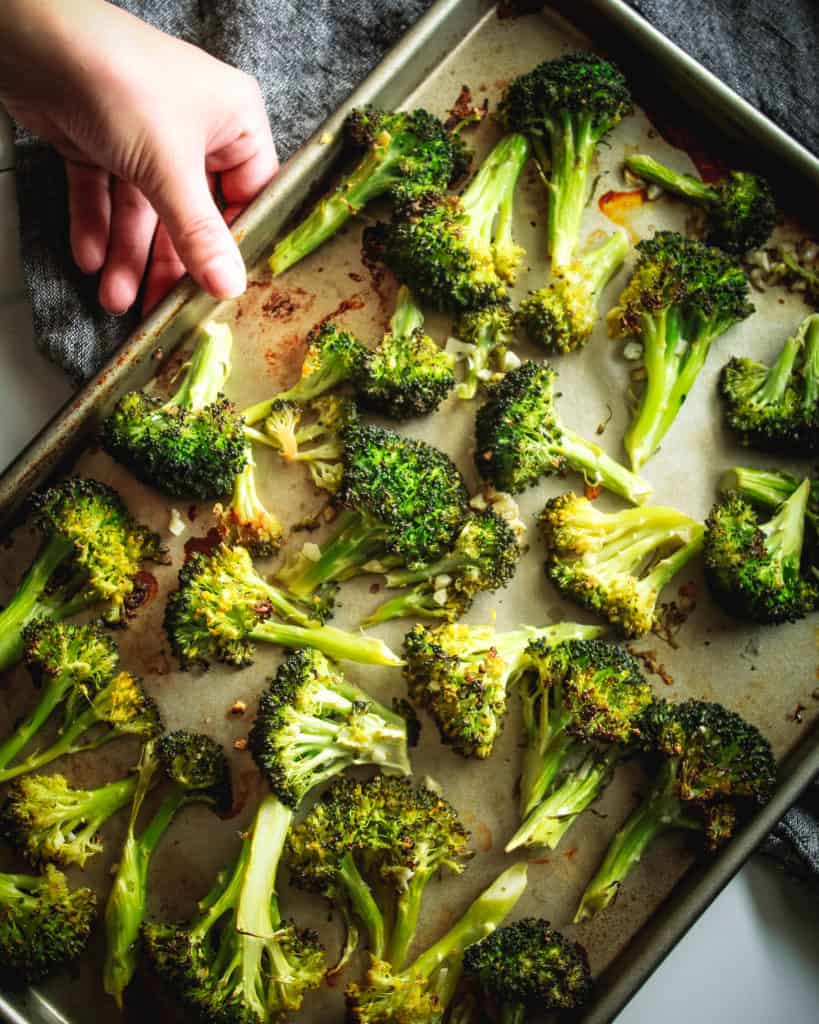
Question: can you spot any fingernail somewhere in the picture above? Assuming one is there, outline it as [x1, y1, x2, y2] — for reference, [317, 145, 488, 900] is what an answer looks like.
[202, 251, 246, 299]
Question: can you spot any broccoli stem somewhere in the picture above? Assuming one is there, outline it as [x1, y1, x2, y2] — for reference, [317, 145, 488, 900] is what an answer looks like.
[574, 760, 696, 922]
[760, 477, 810, 569]
[558, 427, 653, 505]
[720, 467, 801, 509]
[390, 285, 424, 339]
[538, 114, 597, 268]
[280, 510, 388, 596]
[58, 775, 140, 859]
[457, 322, 501, 402]
[167, 321, 232, 412]
[519, 717, 576, 821]
[756, 332, 802, 406]
[0, 533, 74, 673]
[338, 850, 387, 961]
[362, 586, 454, 626]
[640, 523, 705, 596]
[577, 229, 631, 294]
[249, 620, 403, 666]
[801, 315, 819, 410]
[624, 153, 716, 206]
[0, 667, 78, 771]
[507, 746, 620, 852]
[387, 871, 430, 969]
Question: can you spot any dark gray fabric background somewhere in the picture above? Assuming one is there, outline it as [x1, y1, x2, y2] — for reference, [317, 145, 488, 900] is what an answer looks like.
[10, 1, 819, 878]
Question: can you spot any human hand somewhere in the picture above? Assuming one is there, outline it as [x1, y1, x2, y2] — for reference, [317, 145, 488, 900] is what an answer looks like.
[0, 0, 278, 315]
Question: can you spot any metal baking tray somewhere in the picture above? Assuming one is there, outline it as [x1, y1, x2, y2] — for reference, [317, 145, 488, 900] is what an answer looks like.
[2, 2, 819, 1022]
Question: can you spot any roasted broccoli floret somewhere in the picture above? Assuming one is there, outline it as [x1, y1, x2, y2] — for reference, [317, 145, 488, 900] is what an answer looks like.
[164, 542, 401, 668]
[269, 106, 468, 276]
[624, 154, 776, 255]
[0, 668, 162, 785]
[367, 133, 530, 312]
[357, 285, 456, 418]
[719, 313, 819, 453]
[0, 479, 164, 673]
[461, 918, 592, 1022]
[540, 492, 705, 638]
[364, 508, 520, 626]
[1, 770, 137, 868]
[474, 360, 652, 504]
[576, 699, 776, 921]
[346, 862, 528, 1024]
[402, 620, 604, 759]
[518, 230, 629, 352]
[103, 732, 232, 1007]
[499, 53, 632, 267]
[248, 649, 411, 809]
[608, 231, 754, 470]
[0, 864, 96, 988]
[143, 794, 325, 1023]
[278, 420, 470, 597]
[102, 321, 247, 498]
[506, 640, 652, 852]
[286, 774, 471, 972]
[453, 302, 516, 400]
[214, 450, 284, 557]
[703, 481, 818, 623]
[719, 466, 819, 533]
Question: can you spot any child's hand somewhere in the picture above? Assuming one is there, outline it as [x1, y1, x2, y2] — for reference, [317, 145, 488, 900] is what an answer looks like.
[0, 0, 278, 314]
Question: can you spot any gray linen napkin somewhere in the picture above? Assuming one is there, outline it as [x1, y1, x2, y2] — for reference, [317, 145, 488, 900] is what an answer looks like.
[10, 0, 819, 879]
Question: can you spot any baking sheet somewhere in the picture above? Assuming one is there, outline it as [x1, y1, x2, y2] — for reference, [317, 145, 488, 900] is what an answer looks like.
[2, 4, 819, 1023]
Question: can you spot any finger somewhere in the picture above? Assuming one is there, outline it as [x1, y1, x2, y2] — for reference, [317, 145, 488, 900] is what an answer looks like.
[143, 159, 246, 300]
[142, 221, 186, 316]
[210, 129, 278, 206]
[65, 162, 111, 274]
[98, 180, 158, 315]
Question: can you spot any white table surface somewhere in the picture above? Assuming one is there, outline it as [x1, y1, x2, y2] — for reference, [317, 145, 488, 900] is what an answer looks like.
[0, 113, 817, 1024]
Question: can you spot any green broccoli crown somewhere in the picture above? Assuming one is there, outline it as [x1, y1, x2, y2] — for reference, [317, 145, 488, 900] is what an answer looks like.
[338, 420, 469, 565]
[462, 917, 592, 1012]
[708, 171, 777, 255]
[500, 52, 632, 140]
[248, 649, 410, 808]
[457, 301, 515, 347]
[608, 231, 753, 340]
[539, 491, 705, 638]
[158, 730, 233, 813]
[518, 278, 597, 354]
[449, 507, 520, 594]
[530, 639, 653, 744]
[89, 670, 163, 739]
[0, 865, 97, 987]
[704, 488, 818, 623]
[22, 619, 119, 690]
[31, 477, 165, 623]
[1, 774, 103, 868]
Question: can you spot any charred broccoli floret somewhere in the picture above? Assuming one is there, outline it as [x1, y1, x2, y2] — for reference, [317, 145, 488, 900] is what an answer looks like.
[248, 648, 411, 808]
[499, 53, 632, 267]
[461, 918, 592, 1022]
[1, 770, 137, 869]
[278, 420, 469, 597]
[540, 492, 705, 638]
[402, 620, 604, 759]
[269, 106, 468, 276]
[624, 154, 776, 255]
[0, 864, 96, 988]
[345, 863, 528, 1024]
[703, 481, 818, 623]
[357, 286, 456, 418]
[507, 640, 652, 852]
[164, 542, 401, 668]
[719, 313, 819, 453]
[243, 322, 366, 425]
[453, 302, 516, 400]
[367, 133, 530, 312]
[214, 450, 284, 557]
[102, 321, 247, 498]
[576, 699, 776, 921]
[364, 508, 521, 626]
[143, 794, 325, 1023]
[0, 479, 164, 673]
[104, 732, 232, 1007]
[474, 360, 652, 504]
[286, 774, 471, 972]
[609, 231, 754, 470]
[518, 230, 629, 352]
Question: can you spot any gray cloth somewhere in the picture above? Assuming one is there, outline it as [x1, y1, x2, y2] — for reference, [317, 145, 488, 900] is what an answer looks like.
[11, 1, 819, 879]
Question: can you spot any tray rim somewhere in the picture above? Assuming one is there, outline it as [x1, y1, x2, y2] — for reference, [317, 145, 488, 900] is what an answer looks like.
[1, 1, 818, 1021]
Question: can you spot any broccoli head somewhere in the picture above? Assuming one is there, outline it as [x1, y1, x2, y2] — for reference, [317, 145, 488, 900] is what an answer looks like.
[625, 154, 776, 255]
[453, 301, 516, 400]
[540, 491, 705, 638]
[576, 699, 776, 921]
[474, 360, 652, 504]
[214, 451, 284, 557]
[703, 481, 818, 623]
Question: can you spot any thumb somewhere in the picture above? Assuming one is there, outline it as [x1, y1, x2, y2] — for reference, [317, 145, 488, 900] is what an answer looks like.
[142, 160, 246, 300]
